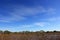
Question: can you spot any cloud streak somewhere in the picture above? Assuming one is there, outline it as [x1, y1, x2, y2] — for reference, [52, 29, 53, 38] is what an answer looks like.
[19, 22, 50, 28]
[0, 5, 56, 22]
[33, 22, 50, 27]
[45, 16, 60, 22]
[13, 6, 56, 16]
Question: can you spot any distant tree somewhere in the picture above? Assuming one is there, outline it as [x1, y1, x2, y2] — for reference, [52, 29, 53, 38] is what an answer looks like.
[4, 30, 11, 34]
[39, 30, 45, 33]
[53, 30, 57, 32]
[46, 31, 53, 33]
[46, 31, 50, 33]
[13, 32, 19, 34]
[22, 31, 30, 33]
[0, 30, 3, 33]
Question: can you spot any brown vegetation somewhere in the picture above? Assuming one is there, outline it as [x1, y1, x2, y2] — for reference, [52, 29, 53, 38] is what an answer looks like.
[0, 30, 60, 40]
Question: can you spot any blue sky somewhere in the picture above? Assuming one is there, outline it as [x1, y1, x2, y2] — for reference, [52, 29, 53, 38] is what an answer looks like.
[0, 0, 60, 32]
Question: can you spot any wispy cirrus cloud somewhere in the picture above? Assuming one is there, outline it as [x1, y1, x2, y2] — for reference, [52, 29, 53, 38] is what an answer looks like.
[0, 13, 26, 22]
[0, 5, 56, 22]
[45, 16, 60, 22]
[18, 22, 50, 28]
[33, 22, 50, 27]
[12, 6, 56, 16]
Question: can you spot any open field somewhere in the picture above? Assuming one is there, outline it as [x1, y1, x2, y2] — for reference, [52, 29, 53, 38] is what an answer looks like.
[0, 32, 60, 40]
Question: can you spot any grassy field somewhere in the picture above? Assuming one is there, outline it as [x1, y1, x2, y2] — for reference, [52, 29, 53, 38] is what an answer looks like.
[0, 31, 60, 40]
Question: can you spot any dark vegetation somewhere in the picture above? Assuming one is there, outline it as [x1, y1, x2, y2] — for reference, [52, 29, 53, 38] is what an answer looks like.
[0, 30, 60, 40]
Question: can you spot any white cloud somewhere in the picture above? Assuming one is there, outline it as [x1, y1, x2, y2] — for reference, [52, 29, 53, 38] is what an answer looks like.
[13, 6, 56, 16]
[0, 18, 25, 22]
[34, 22, 46, 27]
[46, 17, 60, 21]
[46, 8, 56, 15]
[18, 22, 50, 28]
[33, 22, 50, 27]
[0, 5, 56, 22]
[0, 13, 26, 22]
[20, 25, 32, 28]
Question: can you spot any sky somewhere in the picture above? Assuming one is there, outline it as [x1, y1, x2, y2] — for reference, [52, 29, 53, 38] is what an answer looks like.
[0, 0, 60, 32]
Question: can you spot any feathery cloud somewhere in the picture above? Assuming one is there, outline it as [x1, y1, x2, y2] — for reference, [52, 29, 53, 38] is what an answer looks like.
[0, 5, 56, 22]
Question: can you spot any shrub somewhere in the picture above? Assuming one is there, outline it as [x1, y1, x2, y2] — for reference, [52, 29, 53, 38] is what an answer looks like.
[3, 30, 11, 34]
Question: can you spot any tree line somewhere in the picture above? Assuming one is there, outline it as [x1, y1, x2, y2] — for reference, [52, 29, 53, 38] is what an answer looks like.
[0, 30, 60, 34]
